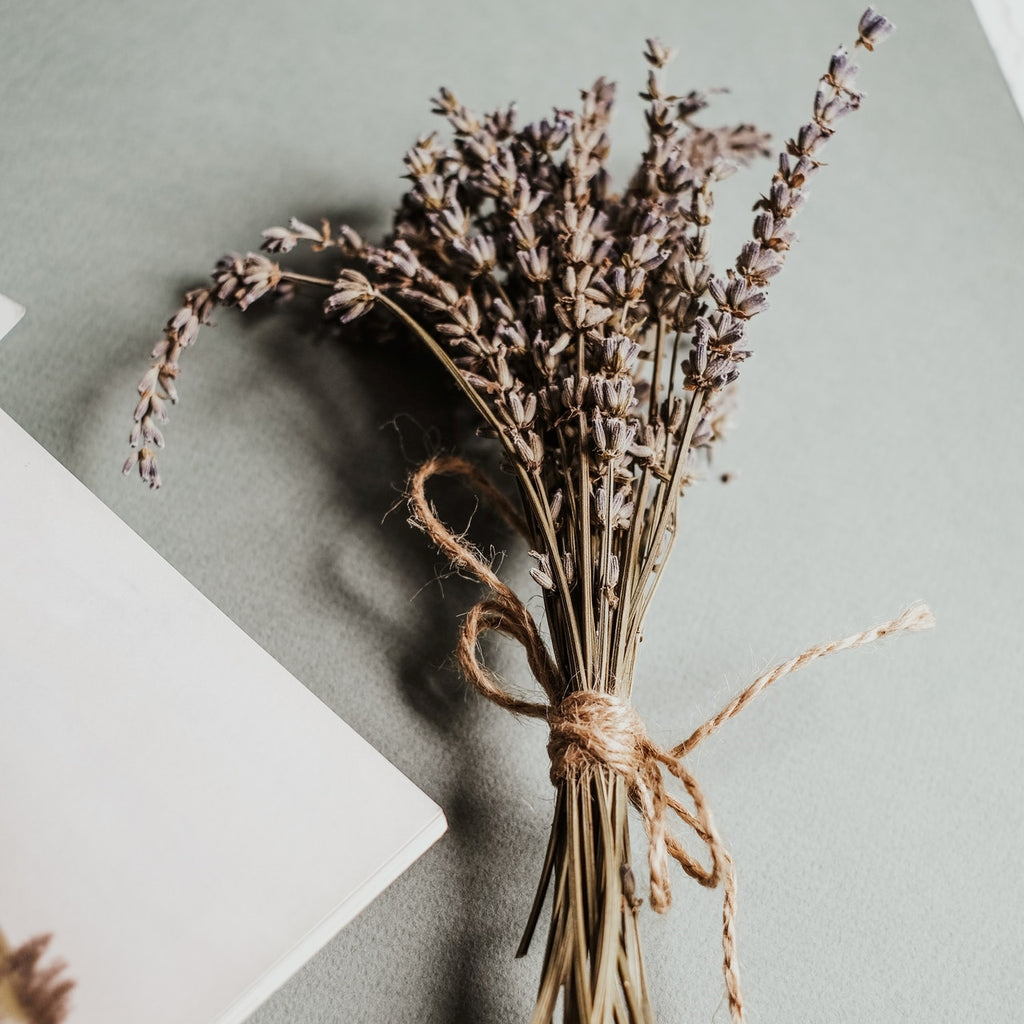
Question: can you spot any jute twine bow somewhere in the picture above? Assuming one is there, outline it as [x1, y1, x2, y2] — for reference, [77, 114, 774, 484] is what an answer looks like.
[408, 454, 934, 1023]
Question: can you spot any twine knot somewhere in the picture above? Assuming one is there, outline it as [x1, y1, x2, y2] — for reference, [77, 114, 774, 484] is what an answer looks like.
[548, 689, 729, 919]
[547, 690, 647, 785]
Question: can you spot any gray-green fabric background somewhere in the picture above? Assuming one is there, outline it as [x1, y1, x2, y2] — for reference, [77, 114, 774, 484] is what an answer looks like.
[2, 1, 1021, 1021]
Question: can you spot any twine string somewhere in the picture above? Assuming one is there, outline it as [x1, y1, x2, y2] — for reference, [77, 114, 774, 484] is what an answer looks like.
[407, 455, 934, 1024]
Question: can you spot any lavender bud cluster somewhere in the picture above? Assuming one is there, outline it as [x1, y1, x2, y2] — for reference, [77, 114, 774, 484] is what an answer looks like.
[124, 10, 892, 642]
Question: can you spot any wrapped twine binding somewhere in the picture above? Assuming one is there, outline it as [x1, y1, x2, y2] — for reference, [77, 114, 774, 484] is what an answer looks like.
[408, 454, 934, 1023]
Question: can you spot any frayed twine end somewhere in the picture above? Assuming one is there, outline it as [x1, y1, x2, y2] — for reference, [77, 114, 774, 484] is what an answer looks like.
[892, 601, 935, 634]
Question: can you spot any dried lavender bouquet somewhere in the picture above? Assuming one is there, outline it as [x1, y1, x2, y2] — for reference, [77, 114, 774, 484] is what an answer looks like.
[124, 9, 931, 1022]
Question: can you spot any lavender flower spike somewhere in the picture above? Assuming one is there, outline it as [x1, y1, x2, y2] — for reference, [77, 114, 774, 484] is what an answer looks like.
[324, 269, 376, 323]
[856, 7, 895, 51]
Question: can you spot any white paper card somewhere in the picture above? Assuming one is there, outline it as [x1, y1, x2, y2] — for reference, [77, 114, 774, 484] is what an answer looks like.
[972, 0, 1024, 121]
[0, 293, 25, 341]
[0, 409, 446, 1024]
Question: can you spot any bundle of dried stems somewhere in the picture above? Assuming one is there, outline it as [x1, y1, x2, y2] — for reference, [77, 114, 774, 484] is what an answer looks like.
[124, 9, 932, 1021]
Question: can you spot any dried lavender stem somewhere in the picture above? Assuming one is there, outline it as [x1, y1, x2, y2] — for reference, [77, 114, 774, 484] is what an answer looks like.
[577, 408, 595, 687]
[648, 316, 666, 423]
[597, 460, 616, 691]
[530, 468, 588, 679]
[613, 466, 653, 692]
[666, 330, 683, 398]
[278, 271, 334, 288]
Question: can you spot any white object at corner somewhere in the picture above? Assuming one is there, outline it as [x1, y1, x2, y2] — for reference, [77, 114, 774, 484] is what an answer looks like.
[0, 292, 25, 340]
[0, 403, 446, 1024]
[972, 0, 1024, 120]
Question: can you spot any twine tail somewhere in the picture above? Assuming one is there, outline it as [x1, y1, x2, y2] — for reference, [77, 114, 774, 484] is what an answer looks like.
[673, 601, 935, 758]
[722, 854, 743, 1023]
[669, 600, 935, 1022]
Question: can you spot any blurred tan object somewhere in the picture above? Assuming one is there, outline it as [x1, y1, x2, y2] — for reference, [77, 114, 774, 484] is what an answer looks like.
[0, 932, 73, 1024]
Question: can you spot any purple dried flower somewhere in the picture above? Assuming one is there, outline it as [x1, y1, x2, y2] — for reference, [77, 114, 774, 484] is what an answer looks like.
[324, 269, 377, 323]
[857, 7, 894, 51]
[827, 47, 861, 93]
[529, 549, 556, 590]
[643, 38, 677, 70]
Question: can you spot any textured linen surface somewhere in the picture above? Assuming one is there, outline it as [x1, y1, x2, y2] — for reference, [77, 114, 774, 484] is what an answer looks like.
[1, 1, 1021, 1021]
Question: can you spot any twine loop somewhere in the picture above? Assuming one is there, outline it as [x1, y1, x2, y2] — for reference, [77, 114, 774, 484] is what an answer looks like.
[407, 454, 934, 1024]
